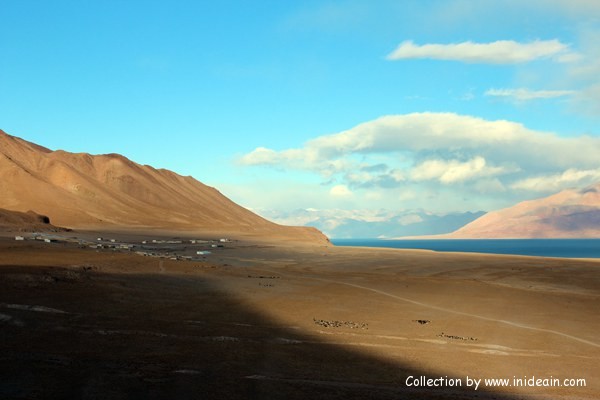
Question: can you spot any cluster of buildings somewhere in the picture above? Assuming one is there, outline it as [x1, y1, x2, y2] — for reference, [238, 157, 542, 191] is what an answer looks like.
[15, 234, 60, 243]
[14, 233, 233, 262]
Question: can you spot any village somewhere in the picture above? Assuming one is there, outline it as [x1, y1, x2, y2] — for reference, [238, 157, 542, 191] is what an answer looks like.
[13, 233, 233, 262]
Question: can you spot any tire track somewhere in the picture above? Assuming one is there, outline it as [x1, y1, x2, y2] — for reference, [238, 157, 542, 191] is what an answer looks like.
[318, 277, 600, 348]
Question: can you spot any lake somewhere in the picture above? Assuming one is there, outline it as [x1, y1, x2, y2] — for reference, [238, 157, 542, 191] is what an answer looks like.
[331, 238, 600, 259]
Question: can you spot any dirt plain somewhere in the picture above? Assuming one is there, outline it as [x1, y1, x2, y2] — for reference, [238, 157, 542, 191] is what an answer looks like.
[0, 231, 598, 399]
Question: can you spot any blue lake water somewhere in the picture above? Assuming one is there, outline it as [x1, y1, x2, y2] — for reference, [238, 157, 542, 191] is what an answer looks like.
[331, 238, 600, 259]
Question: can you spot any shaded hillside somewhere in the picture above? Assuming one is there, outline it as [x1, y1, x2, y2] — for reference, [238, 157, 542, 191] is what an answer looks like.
[0, 130, 326, 244]
[0, 208, 67, 232]
[446, 183, 600, 238]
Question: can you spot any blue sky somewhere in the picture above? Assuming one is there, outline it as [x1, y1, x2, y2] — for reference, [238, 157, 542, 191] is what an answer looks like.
[2, 0, 600, 224]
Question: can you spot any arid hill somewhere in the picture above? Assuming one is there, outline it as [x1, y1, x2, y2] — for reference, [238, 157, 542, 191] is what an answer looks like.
[0, 208, 67, 232]
[446, 183, 600, 238]
[0, 130, 327, 244]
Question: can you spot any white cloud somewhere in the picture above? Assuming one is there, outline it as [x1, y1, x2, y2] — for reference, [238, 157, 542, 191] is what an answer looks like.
[330, 184, 352, 197]
[485, 88, 576, 101]
[262, 208, 398, 225]
[240, 113, 600, 202]
[397, 214, 423, 225]
[344, 167, 405, 188]
[386, 39, 577, 64]
[345, 171, 375, 185]
[239, 146, 310, 168]
[245, 113, 598, 169]
[239, 147, 280, 165]
[390, 169, 405, 182]
[511, 168, 600, 191]
[411, 156, 508, 184]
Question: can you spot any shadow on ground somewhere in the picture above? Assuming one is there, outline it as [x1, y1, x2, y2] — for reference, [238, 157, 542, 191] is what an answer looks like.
[0, 263, 531, 400]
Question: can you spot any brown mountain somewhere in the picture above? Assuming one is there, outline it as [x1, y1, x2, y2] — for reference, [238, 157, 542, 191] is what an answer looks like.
[446, 183, 600, 238]
[0, 130, 327, 244]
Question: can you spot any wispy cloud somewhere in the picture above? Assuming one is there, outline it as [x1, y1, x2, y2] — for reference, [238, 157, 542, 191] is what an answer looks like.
[386, 39, 579, 64]
[485, 88, 576, 101]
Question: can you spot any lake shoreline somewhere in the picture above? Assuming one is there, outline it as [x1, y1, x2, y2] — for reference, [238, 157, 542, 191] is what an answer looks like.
[332, 238, 600, 259]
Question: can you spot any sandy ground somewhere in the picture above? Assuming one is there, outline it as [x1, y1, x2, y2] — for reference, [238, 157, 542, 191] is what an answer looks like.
[0, 232, 598, 399]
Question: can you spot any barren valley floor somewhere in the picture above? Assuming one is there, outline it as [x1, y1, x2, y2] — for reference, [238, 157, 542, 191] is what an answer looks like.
[1, 234, 598, 399]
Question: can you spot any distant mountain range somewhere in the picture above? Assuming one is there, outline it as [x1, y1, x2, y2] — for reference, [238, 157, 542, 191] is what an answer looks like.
[257, 208, 486, 239]
[261, 183, 600, 239]
[0, 130, 327, 244]
[443, 182, 600, 238]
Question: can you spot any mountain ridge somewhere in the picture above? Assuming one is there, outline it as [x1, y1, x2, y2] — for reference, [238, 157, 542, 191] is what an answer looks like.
[0, 130, 327, 244]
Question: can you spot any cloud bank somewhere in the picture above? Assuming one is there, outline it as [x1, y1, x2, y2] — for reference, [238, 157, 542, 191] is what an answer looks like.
[240, 113, 600, 197]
